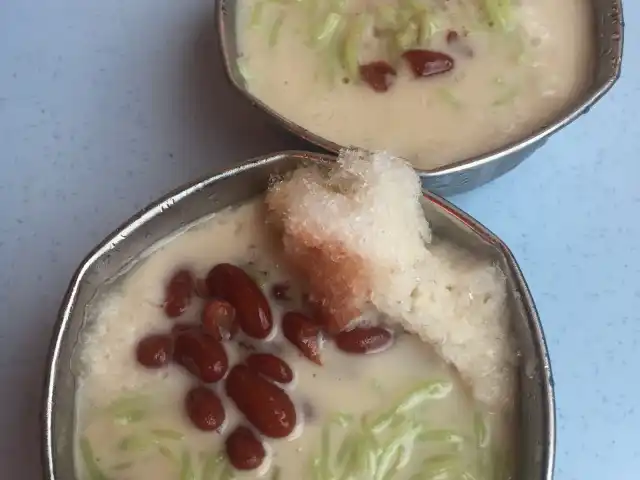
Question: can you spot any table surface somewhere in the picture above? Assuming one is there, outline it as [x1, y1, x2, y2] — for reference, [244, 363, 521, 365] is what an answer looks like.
[1, 1, 638, 478]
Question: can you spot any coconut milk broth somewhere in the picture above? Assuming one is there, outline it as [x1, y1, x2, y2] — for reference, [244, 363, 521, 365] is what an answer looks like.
[74, 201, 511, 479]
[236, 0, 593, 169]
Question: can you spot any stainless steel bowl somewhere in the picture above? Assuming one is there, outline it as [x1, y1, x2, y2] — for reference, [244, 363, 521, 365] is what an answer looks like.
[217, 0, 624, 195]
[42, 151, 555, 479]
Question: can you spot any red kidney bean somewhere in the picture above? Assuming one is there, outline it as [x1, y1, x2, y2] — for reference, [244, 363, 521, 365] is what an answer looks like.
[135, 334, 173, 368]
[282, 312, 323, 365]
[225, 426, 266, 470]
[205, 264, 273, 339]
[184, 386, 225, 431]
[226, 365, 297, 438]
[334, 326, 394, 354]
[402, 50, 455, 78]
[359, 61, 397, 92]
[201, 298, 238, 341]
[173, 328, 228, 383]
[163, 269, 195, 318]
[246, 353, 294, 384]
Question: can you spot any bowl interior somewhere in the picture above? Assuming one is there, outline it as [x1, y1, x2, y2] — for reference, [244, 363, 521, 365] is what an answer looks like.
[217, 0, 623, 177]
[43, 151, 554, 480]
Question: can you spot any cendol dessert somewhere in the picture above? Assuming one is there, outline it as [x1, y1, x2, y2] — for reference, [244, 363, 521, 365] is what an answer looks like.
[236, 0, 593, 168]
[75, 149, 516, 479]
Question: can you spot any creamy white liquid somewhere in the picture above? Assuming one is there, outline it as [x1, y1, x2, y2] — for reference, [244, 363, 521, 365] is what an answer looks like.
[75, 201, 512, 479]
[237, 0, 593, 169]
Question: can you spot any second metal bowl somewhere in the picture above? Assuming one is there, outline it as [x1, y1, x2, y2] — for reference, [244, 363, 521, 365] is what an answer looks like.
[217, 0, 624, 195]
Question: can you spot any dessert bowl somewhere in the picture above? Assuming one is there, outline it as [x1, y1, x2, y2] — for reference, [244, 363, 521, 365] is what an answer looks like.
[217, 0, 624, 195]
[42, 151, 555, 479]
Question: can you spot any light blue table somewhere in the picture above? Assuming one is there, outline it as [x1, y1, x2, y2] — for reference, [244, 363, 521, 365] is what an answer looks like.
[0, 1, 637, 478]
